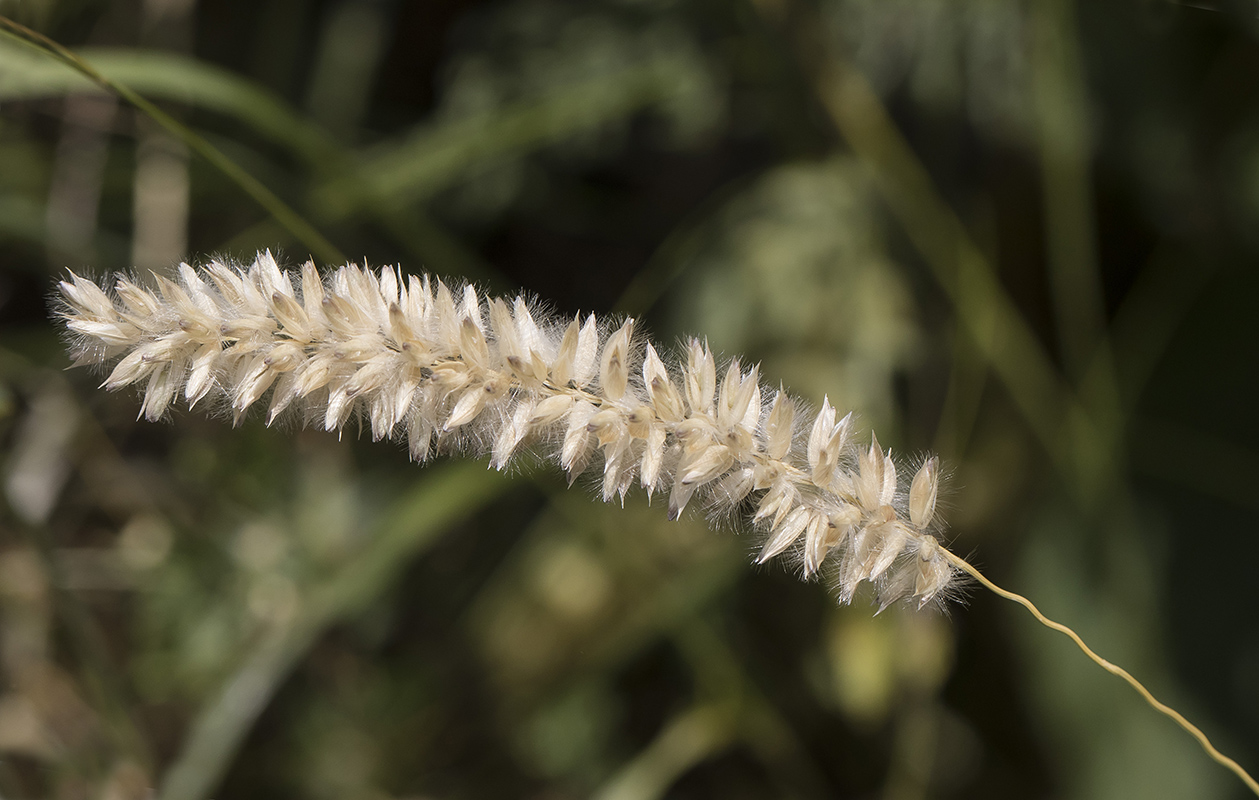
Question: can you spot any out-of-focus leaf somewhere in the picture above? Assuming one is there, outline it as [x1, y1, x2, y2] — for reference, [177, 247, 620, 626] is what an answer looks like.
[312, 60, 689, 218]
[0, 42, 340, 168]
[677, 156, 920, 421]
[157, 461, 513, 800]
[0, 25, 344, 263]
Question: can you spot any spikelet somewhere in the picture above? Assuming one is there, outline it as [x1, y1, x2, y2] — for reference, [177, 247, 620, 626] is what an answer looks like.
[56, 253, 960, 609]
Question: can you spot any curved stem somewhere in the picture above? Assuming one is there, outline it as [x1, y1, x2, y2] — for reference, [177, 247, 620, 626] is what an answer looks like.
[944, 550, 1259, 797]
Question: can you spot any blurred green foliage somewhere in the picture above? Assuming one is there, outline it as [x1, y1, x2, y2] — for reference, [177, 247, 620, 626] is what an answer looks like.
[1, 0, 1258, 798]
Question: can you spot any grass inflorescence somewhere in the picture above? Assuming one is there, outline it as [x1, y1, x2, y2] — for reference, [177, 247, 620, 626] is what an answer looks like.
[57, 252, 959, 611]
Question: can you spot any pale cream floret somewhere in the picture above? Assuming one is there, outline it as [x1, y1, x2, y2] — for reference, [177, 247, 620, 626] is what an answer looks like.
[57, 253, 959, 610]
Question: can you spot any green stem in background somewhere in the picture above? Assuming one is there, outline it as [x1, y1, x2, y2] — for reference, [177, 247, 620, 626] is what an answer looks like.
[592, 615, 843, 800]
[1031, 0, 1110, 381]
[826, 55, 1259, 799]
[944, 551, 1259, 797]
[1029, 0, 1125, 502]
[812, 57, 1082, 491]
[592, 702, 738, 800]
[772, 9, 1257, 792]
[673, 618, 833, 798]
[157, 462, 511, 800]
[0, 28, 685, 284]
[0, 16, 346, 266]
[0, 38, 499, 280]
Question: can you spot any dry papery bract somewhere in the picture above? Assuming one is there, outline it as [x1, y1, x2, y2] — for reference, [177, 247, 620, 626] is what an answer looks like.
[57, 252, 959, 609]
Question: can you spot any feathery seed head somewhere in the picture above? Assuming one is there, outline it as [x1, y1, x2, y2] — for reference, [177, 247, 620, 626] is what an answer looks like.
[909, 456, 940, 530]
[55, 253, 960, 611]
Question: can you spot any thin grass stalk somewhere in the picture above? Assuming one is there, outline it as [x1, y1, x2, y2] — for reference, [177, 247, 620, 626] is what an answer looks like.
[0, 16, 346, 266]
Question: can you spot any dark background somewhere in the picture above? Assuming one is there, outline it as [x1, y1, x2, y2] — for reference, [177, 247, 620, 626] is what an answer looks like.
[1, 0, 1257, 798]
